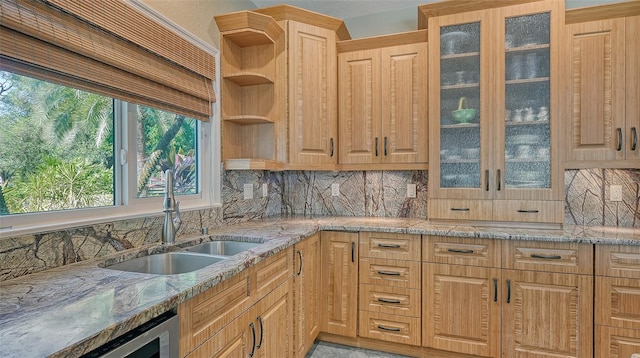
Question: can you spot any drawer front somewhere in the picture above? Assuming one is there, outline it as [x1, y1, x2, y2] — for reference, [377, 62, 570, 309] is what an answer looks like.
[597, 276, 640, 330]
[359, 257, 421, 289]
[502, 240, 593, 274]
[360, 232, 421, 261]
[596, 326, 640, 358]
[597, 245, 640, 278]
[492, 200, 564, 224]
[359, 284, 421, 317]
[429, 199, 493, 221]
[253, 247, 293, 299]
[358, 311, 421, 346]
[423, 235, 500, 268]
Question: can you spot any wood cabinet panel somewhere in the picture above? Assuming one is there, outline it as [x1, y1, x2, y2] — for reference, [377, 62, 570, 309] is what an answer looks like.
[359, 284, 421, 317]
[597, 326, 640, 358]
[185, 306, 253, 358]
[294, 234, 321, 358]
[288, 21, 337, 166]
[491, 200, 564, 224]
[597, 244, 640, 278]
[254, 279, 294, 358]
[626, 15, 640, 162]
[423, 235, 501, 268]
[429, 199, 493, 221]
[358, 311, 421, 346]
[423, 263, 501, 357]
[254, 247, 293, 299]
[320, 231, 358, 337]
[360, 232, 421, 261]
[502, 240, 593, 275]
[359, 257, 421, 289]
[502, 269, 593, 358]
[597, 276, 640, 330]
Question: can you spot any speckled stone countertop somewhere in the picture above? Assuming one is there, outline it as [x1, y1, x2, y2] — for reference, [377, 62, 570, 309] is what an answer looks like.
[1, 217, 638, 357]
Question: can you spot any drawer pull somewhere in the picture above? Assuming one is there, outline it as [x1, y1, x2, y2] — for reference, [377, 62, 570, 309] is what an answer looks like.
[493, 277, 498, 302]
[617, 128, 623, 151]
[249, 322, 256, 357]
[485, 169, 489, 191]
[351, 241, 355, 263]
[377, 270, 401, 276]
[506, 279, 511, 304]
[632, 127, 638, 151]
[330, 138, 335, 157]
[256, 316, 264, 349]
[377, 325, 401, 332]
[517, 209, 539, 213]
[384, 136, 388, 156]
[447, 248, 474, 254]
[497, 169, 502, 191]
[378, 297, 402, 304]
[450, 207, 470, 211]
[296, 250, 303, 276]
[375, 137, 379, 156]
[531, 253, 562, 260]
[378, 243, 401, 249]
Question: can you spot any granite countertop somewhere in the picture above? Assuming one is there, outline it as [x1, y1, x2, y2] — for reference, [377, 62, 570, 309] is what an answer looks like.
[1, 217, 638, 357]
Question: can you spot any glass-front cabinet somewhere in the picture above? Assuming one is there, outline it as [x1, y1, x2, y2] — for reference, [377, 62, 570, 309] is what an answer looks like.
[428, 0, 564, 224]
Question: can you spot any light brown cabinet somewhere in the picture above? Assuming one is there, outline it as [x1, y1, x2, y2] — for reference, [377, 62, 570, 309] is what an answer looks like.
[179, 247, 293, 357]
[320, 231, 358, 337]
[358, 232, 422, 346]
[596, 245, 640, 357]
[426, 0, 565, 225]
[215, 11, 287, 170]
[423, 236, 593, 358]
[565, 14, 640, 168]
[294, 233, 321, 357]
[338, 33, 428, 168]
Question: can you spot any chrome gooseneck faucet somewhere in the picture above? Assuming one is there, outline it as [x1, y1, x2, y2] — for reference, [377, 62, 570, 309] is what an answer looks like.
[162, 169, 181, 244]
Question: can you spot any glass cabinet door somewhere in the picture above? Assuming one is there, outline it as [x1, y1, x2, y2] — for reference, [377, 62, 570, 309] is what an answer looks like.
[502, 12, 552, 191]
[438, 22, 483, 190]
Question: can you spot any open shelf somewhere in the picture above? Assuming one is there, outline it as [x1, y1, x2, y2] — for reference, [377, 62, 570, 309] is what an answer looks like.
[506, 77, 550, 85]
[214, 11, 283, 47]
[223, 115, 274, 125]
[224, 73, 274, 86]
[505, 43, 550, 53]
[441, 51, 480, 60]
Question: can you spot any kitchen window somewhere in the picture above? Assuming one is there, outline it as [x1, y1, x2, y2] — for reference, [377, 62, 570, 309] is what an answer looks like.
[0, 70, 215, 235]
[0, 0, 219, 235]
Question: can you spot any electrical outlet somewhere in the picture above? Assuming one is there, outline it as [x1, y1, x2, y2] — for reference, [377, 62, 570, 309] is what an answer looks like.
[331, 183, 340, 197]
[610, 185, 622, 202]
[262, 183, 268, 197]
[407, 184, 417, 198]
[243, 183, 253, 200]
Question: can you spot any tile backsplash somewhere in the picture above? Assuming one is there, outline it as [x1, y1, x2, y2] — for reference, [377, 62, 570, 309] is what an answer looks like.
[1, 168, 637, 281]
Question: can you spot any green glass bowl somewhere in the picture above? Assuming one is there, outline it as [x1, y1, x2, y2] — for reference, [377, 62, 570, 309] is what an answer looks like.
[450, 109, 477, 124]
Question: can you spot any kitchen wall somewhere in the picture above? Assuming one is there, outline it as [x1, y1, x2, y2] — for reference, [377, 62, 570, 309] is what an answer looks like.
[2, 168, 637, 282]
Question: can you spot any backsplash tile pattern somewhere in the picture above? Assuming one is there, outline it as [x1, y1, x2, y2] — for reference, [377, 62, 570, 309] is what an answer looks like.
[565, 168, 639, 228]
[1, 168, 637, 281]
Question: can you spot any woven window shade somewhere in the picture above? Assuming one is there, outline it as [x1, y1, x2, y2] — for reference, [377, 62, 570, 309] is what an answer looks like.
[0, 0, 215, 121]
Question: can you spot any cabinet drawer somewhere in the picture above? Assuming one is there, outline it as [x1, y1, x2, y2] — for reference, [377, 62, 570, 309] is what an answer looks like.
[596, 326, 640, 358]
[359, 257, 421, 289]
[358, 311, 421, 346]
[253, 247, 293, 299]
[597, 276, 640, 330]
[429, 199, 493, 221]
[597, 245, 640, 278]
[359, 232, 421, 261]
[359, 284, 421, 317]
[423, 235, 501, 268]
[492, 200, 564, 224]
[502, 240, 593, 274]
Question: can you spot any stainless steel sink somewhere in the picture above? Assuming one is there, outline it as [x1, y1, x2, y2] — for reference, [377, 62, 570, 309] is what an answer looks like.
[104, 252, 227, 275]
[184, 241, 261, 256]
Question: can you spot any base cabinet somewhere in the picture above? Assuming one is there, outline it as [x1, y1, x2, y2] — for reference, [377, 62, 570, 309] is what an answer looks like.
[320, 231, 359, 337]
[294, 233, 321, 357]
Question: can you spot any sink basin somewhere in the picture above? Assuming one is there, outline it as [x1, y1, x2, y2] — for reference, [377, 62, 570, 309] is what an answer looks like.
[185, 241, 261, 256]
[105, 252, 227, 275]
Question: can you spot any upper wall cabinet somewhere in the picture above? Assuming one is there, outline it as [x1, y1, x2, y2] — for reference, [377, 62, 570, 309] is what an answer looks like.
[425, 0, 564, 226]
[564, 11, 640, 169]
[215, 11, 287, 170]
[337, 31, 428, 169]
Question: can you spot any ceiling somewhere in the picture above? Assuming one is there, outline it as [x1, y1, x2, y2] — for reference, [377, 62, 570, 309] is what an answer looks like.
[248, 0, 433, 19]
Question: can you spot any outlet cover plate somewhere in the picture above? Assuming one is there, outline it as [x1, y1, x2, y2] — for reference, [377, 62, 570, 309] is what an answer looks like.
[610, 185, 622, 202]
[262, 183, 268, 197]
[331, 183, 340, 197]
[407, 184, 417, 198]
[243, 183, 253, 200]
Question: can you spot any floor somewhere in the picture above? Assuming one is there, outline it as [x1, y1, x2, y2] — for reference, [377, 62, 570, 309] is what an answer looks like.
[305, 341, 413, 358]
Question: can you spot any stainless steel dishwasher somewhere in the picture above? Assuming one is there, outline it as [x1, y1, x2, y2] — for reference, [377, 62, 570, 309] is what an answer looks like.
[81, 311, 179, 358]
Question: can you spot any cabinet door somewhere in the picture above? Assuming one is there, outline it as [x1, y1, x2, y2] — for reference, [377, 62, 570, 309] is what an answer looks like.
[186, 309, 252, 358]
[597, 326, 640, 358]
[294, 234, 321, 358]
[423, 263, 501, 357]
[626, 15, 640, 163]
[320, 231, 358, 337]
[497, 0, 563, 201]
[338, 49, 381, 164]
[381, 43, 428, 164]
[428, 11, 492, 200]
[566, 18, 625, 163]
[288, 21, 337, 166]
[255, 279, 293, 358]
[502, 270, 593, 358]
